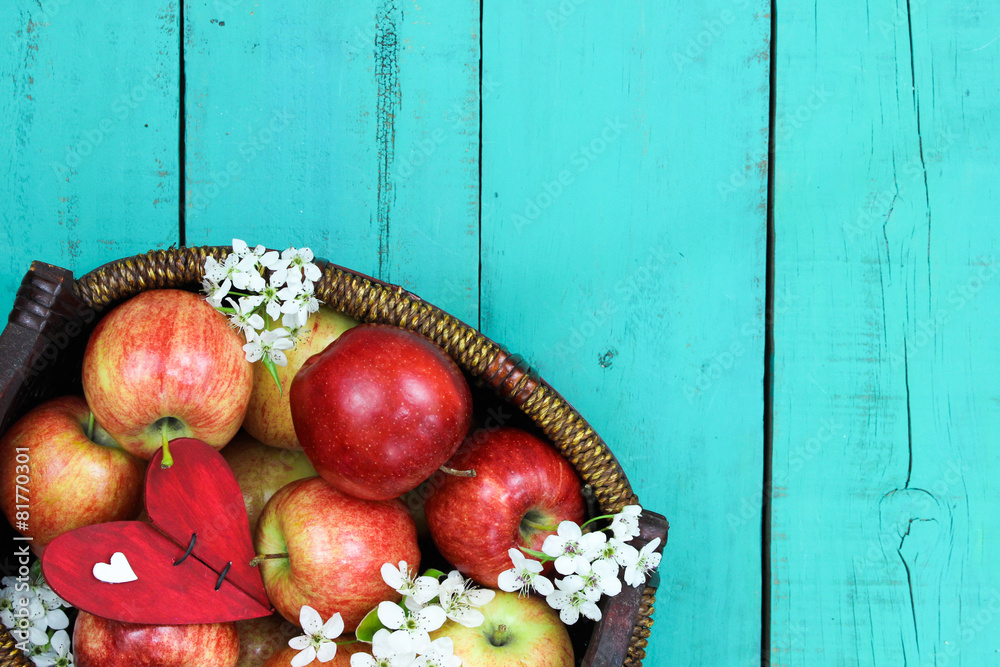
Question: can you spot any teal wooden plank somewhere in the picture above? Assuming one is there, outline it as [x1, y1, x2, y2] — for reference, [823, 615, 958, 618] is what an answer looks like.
[481, 2, 770, 665]
[0, 1, 179, 315]
[183, 0, 480, 325]
[772, 1, 1000, 664]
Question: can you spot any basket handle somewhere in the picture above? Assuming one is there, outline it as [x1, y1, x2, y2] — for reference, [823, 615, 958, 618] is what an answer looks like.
[582, 510, 669, 667]
[0, 262, 95, 435]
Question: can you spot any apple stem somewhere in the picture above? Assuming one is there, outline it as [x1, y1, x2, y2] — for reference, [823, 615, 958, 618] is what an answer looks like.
[580, 514, 616, 529]
[520, 516, 558, 532]
[250, 553, 289, 567]
[86, 412, 95, 441]
[439, 465, 476, 478]
[517, 546, 552, 562]
[160, 428, 173, 469]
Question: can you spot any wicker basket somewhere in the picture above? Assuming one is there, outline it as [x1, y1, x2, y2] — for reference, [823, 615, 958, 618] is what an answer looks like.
[0, 247, 669, 667]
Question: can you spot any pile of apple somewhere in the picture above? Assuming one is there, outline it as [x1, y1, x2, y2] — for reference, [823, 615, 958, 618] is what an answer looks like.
[0, 287, 586, 667]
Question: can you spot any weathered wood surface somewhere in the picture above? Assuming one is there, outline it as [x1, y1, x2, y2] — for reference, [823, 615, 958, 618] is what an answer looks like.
[770, 1, 1000, 665]
[0, 2, 180, 319]
[481, 2, 770, 665]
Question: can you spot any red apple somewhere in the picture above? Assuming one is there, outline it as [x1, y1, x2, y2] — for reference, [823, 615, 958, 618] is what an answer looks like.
[424, 427, 585, 587]
[242, 306, 357, 449]
[234, 614, 300, 667]
[82, 288, 253, 459]
[73, 611, 239, 666]
[221, 431, 317, 532]
[431, 590, 573, 667]
[0, 396, 145, 553]
[255, 476, 421, 631]
[290, 324, 472, 500]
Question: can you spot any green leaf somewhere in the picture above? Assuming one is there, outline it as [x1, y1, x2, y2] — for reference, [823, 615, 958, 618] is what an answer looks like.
[355, 606, 386, 643]
[422, 568, 447, 580]
[262, 355, 283, 395]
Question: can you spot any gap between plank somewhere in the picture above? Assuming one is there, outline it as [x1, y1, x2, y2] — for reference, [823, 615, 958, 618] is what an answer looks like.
[762, 0, 777, 664]
[476, 0, 484, 332]
[178, 0, 186, 248]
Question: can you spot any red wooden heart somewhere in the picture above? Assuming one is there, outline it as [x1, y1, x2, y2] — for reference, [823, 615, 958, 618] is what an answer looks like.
[42, 438, 272, 624]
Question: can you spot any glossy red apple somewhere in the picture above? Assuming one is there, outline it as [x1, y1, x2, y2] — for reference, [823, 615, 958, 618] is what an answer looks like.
[255, 476, 421, 631]
[0, 396, 145, 553]
[221, 431, 317, 532]
[424, 427, 586, 587]
[431, 590, 574, 667]
[82, 288, 253, 460]
[290, 324, 472, 500]
[242, 306, 357, 449]
[73, 611, 239, 666]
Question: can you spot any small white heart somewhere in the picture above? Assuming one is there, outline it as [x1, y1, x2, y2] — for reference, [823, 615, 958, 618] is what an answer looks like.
[93, 552, 138, 584]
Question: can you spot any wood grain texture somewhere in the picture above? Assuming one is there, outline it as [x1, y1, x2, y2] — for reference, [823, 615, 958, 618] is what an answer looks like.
[0, 1, 180, 317]
[771, 1, 1000, 664]
[481, 2, 770, 664]
[182, 0, 481, 324]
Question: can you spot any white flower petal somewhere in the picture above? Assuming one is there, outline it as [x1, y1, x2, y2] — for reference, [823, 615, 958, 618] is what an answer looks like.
[291, 646, 318, 667]
[350, 654, 377, 667]
[316, 641, 338, 662]
[321, 612, 344, 640]
[377, 601, 406, 629]
[497, 569, 522, 593]
[466, 588, 495, 606]
[417, 605, 446, 632]
[558, 605, 580, 625]
[49, 629, 69, 655]
[289, 635, 312, 650]
[299, 605, 324, 634]
[532, 575, 555, 596]
[449, 607, 485, 628]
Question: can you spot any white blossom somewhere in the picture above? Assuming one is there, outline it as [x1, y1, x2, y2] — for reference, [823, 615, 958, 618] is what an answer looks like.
[380, 562, 440, 610]
[624, 538, 662, 588]
[592, 537, 639, 571]
[436, 571, 495, 628]
[376, 602, 446, 655]
[243, 328, 294, 366]
[562, 558, 621, 600]
[541, 521, 607, 575]
[227, 296, 266, 337]
[288, 606, 343, 666]
[545, 577, 602, 626]
[407, 636, 461, 667]
[497, 548, 553, 597]
[349, 629, 415, 667]
[610, 505, 642, 541]
[29, 629, 72, 667]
